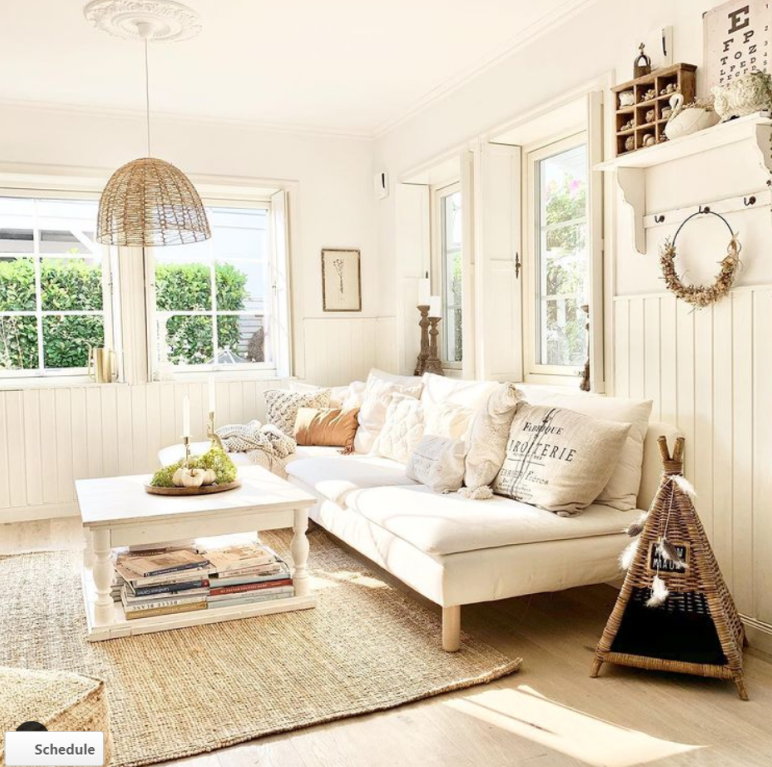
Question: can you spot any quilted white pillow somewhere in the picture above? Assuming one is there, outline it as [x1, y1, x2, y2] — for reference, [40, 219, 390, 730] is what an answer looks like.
[354, 370, 423, 454]
[371, 394, 425, 464]
[406, 435, 466, 494]
[516, 386, 653, 510]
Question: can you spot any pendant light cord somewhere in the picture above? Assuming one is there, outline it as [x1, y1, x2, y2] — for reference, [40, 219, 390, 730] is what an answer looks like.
[144, 38, 151, 157]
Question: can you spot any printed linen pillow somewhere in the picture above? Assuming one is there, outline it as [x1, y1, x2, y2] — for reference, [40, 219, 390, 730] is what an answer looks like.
[464, 383, 523, 489]
[492, 404, 631, 516]
[371, 394, 425, 464]
[517, 386, 653, 511]
[264, 389, 331, 437]
[294, 407, 360, 451]
[406, 435, 466, 494]
[354, 370, 423, 454]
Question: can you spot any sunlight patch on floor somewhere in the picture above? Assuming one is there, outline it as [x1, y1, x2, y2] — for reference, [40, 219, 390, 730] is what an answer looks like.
[445, 685, 701, 767]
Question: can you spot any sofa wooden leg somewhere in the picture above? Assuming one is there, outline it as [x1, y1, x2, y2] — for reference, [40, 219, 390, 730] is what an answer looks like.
[442, 605, 461, 652]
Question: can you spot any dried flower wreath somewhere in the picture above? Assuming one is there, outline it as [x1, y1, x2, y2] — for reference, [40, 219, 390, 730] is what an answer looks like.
[660, 209, 741, 308]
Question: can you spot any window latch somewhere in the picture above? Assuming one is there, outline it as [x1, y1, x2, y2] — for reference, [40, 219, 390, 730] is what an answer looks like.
[515, 252, 521, 279]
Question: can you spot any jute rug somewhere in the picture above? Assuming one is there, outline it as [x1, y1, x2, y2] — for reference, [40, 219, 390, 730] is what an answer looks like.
[0, 528, 521, 767]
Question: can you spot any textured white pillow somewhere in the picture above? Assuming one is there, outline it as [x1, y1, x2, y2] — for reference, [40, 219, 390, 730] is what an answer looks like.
[406, 435, 466, 494]
[264, 389, 331, 437]
[516, 386, 653, 510]
[354, 370, 423, 454]
[424, 401, 473, 441]
[342, 380, 366, 410]
[420, 373, 498, 410]
[289, 380, 359, 410]
[493, 404, 631, 516]
[464, 383, 523, 489]
[371, 395, 425, 464]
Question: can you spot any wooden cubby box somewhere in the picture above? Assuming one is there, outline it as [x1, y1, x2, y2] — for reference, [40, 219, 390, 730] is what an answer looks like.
[612, 63, 697, 157]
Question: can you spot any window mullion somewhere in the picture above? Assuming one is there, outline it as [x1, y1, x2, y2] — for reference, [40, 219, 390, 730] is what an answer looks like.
[209, 234, 218, 370]
[32, 200, 44, 374]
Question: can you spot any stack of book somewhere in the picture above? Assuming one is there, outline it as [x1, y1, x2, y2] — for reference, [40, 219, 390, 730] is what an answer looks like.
[204, 542, 294, 609]
[115, 549, 211, 621]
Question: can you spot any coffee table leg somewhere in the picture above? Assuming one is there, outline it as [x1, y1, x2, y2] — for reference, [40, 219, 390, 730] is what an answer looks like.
[291, 508, 310, 597]
[91, 528, 115, 626]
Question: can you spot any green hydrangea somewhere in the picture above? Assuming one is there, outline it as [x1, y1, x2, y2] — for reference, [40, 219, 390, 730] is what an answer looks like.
[150, 443, 238, 487]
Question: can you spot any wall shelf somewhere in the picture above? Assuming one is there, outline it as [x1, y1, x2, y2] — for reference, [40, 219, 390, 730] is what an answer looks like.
[596, 112, 772, 254]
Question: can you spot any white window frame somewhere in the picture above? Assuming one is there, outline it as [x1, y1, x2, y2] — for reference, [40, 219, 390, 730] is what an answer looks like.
[430, 180, 463, 369]
[523, 130, 590, 381]
[146, 197, 286, 381]
[0, 190, 119, 384]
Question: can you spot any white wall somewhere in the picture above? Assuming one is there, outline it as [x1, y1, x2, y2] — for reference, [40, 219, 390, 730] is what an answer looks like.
[0, 104, 379, 521]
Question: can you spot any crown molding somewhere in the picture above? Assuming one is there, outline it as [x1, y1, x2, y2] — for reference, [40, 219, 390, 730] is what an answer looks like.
[373, 0, 602, 139]
[0, 98, 374, 141]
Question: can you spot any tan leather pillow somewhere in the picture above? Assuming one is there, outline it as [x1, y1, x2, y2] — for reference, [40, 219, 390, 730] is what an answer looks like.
[294, 407, 360, 449]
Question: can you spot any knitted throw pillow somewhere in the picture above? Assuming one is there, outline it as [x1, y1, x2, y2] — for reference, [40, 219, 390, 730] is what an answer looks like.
[264, 389, 331, 437]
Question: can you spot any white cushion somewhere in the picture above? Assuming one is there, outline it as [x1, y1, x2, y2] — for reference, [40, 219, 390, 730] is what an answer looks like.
[406, 435, 466, 494]
[517, 385, 652, 511]
[285, 454, 415, 506]
[265, 388, 331, 436]
[371, 394, 425, 464]
[289, 380, 363, 410]
[464, 383, 523, 489]
[420, 373, 498, 410]
[423, 401, 473, 441]
[344, 484, 634, 556]
[354, 370, 423, 453]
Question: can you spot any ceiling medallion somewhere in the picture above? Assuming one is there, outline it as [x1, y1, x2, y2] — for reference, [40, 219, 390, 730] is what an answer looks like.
[83, 0, 202, 43]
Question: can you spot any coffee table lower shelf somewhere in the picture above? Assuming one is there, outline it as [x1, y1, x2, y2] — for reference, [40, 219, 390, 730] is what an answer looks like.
[81, 569, 316, 642]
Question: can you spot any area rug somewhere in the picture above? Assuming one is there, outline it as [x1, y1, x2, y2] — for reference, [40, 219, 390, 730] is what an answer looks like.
[0, 528, 521, 767]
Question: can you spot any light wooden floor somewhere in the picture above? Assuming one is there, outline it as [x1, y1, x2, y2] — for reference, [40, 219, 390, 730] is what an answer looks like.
[3, 517, 772, 767]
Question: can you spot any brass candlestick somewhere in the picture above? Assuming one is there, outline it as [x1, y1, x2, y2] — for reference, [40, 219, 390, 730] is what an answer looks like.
[424, 317, 444, 375]
[413, 305, 431, 376]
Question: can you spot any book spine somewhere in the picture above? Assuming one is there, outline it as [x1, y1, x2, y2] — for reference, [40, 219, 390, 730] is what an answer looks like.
[126, 560, 210, 578]
[208, 587, 294, 603]
[123, 588, 209, 605]
[210, 578, 292, 597]
[124, 601, 208, 619]
[207, 592, 291, 609]
[210, 571, 289, 588]
[123, 595, 206, 612]
[132, 580, 209, 596]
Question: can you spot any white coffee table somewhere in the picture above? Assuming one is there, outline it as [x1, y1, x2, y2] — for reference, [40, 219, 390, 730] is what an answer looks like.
[76, 465, 317, 641]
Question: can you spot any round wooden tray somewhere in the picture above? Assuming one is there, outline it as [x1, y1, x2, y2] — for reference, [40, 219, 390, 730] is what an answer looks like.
[144, 479, 242, 496]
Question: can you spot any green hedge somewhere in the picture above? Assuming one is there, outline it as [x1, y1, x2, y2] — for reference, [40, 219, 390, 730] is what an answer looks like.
[0, 258, 248, 370]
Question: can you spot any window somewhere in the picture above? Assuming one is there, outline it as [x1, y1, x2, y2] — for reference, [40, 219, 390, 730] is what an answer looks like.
[526, 135, 589, 373]
[149, 203, 280, 377]
[0, 196, 113, 377]
[432, 183, 463, 366]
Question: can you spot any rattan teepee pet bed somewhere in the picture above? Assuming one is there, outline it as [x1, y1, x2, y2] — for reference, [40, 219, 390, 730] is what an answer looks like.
[591, 436, 748, 700]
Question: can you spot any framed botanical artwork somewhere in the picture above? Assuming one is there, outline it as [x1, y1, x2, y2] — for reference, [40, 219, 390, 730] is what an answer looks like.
[321, 249, 361, 312]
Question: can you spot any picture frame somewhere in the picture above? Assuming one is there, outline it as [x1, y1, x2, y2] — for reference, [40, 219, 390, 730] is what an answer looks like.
[321, 249, 361, 312]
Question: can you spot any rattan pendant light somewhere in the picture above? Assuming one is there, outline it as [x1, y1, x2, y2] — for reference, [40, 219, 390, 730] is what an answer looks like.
[87, 1, 211, 247]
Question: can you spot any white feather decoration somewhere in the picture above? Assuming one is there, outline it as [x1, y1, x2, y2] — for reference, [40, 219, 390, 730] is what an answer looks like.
[672, 474, 697, 499]
[646, 574, 670, 608]
[625, 511, 648, 538]
[619, 538, 639, 571]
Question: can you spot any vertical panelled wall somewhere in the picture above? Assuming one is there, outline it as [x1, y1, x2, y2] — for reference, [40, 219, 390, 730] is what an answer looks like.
[613, 289, 772, 624]
[0, 317, 380, 524]
[611, 140, 772, 629]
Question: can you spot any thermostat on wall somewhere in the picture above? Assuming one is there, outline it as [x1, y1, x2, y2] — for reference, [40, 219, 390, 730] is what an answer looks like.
[374, 171, 389, 200]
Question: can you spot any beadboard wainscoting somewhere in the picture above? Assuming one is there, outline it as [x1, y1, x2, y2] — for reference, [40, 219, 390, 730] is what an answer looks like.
[301, 317, 379, 386]
[0, 380, 278, 524]
[613, 287, 772, 631]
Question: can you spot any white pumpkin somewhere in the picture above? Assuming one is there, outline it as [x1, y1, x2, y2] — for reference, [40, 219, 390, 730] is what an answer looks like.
[172, 468, 186, 487]
[201, 468, 217, 486]
[179, 468, 205, 488]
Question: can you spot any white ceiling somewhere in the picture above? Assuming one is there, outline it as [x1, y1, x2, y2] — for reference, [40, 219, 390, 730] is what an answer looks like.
[2, 0, 592, 136]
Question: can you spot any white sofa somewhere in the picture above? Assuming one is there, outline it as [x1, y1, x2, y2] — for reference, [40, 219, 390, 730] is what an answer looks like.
[158, 377, 680, 653]
[284, 420, 678, 651]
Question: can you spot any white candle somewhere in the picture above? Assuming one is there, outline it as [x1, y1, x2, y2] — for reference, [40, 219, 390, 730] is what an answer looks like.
[208, 376, 216, 415]
[182, 395, 191, 438]
[418, 276, 431, 306]
[428, 295, 442, 318]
